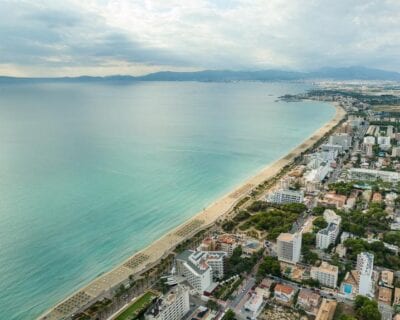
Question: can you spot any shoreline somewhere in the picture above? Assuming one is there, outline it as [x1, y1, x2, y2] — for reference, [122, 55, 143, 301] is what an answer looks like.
[40, 102, 346, 320]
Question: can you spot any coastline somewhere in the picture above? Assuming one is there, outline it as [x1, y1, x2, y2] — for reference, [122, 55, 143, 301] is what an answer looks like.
[40, 102, 346, 320]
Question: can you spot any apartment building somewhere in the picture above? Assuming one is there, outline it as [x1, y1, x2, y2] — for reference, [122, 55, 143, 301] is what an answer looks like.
[311, 262, 339, 288]
[277, 232, 302, 264]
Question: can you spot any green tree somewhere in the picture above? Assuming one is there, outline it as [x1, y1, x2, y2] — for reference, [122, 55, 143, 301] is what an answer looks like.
[222, 309, 236, 320]
[312, 206, 325, 216]
[257, 256, 281, 277]
[206, 299, 220, 311]
[313, 216, 327, 231]
[339, 315, 357, 320]
[354, 295, 381, 320]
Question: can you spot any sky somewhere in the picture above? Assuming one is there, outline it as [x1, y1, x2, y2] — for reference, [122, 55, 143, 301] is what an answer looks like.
[1, 0, 400, 77]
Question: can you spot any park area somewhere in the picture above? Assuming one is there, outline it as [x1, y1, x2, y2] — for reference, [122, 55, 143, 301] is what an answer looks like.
[115, 291, 158, 320]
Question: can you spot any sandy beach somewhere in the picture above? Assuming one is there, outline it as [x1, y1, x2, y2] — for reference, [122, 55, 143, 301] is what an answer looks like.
[40, 102, 346, 320]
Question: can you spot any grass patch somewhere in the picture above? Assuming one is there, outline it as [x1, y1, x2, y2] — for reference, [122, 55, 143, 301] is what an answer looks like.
[115, 291, 157, 320]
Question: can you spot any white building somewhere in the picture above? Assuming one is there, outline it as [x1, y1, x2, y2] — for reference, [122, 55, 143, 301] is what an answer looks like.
[310, 262, 339, 288]
[244, 292, 264, 318]
[266, 189, 304, 204]
[175, 250, 226, 293]
[377, 136, 391, 151]
[363, 136, 376, 145]
[387, 126, 394, 138]
[146, 285, 190, 320]
[357, 252, 374, 297]
[277, 232, 302, 264]
[316, 210, 342, 250]
[329, 133, 352, 151]
[392, 147, 400, 158]
[321, 143, 343, 153]
[348, 168, 400, 183]
[365, 143, 374, 157]
[305, 163, 332, 183]
[316, 223, 340, 250]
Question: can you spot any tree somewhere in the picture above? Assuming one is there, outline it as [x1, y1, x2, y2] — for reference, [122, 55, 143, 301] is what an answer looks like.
[206, 299, 220, 311]
[222, 309, 236, 320]
[354, 295, 381, 320]
[339, 315, 356, 320]
[257, 256, 281, 277]
[312, 206, 325, 216]
[302, 232, 316, 246]
[313, 216, 327, 231]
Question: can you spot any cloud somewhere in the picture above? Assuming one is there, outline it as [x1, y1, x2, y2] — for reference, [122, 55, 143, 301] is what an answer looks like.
[0, 0, 400, 76]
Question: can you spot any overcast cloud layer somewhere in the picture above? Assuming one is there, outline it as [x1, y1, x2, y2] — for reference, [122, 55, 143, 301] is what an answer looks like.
[1, 0, 400, 76]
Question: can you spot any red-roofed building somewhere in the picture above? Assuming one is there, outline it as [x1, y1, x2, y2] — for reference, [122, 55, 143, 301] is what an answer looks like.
[274, 284, 296, 306]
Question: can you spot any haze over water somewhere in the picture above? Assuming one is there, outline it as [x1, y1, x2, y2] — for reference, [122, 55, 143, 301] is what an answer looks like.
[0, 81, 335, 319]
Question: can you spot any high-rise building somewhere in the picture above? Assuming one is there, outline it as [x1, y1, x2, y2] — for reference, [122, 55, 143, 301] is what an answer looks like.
[310, 262, 339, 288]
[266, 189, 304, 204]
[175, 250, 227, 293]
[146, 285, 190, 320]
[329, 133, 352, 151]
[357, 252, 374, 296]
[277, 232, 302, 264]
[316, 210, 341, 249]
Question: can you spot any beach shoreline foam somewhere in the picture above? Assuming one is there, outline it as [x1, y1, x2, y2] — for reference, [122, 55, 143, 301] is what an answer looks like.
[40, 102, 346, 320]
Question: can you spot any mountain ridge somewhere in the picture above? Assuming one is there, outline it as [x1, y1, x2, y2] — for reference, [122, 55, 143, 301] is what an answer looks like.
[1, 66, 399, 83]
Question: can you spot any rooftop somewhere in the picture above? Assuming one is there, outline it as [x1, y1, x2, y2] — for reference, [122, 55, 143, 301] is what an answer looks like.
[275, 284, 295, 295]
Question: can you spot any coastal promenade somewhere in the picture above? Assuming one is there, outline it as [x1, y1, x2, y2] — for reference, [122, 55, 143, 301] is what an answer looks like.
[39, 103, 346, 320]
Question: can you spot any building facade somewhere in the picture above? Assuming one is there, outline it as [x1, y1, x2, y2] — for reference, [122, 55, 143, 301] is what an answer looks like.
[357, 252, 374, 297]
[310, 262, 339, 288]
[175, 250, 227, 293]
[146, 285, 190, 320]
[277, 232, 302, 264]
[266, 189, 304, 204]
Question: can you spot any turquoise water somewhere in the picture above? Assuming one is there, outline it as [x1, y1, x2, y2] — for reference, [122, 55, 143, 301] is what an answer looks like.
[0, 81, 335, 319]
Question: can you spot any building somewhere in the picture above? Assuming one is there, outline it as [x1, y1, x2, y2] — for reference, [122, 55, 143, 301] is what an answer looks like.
[378, 287, 392, 306]
[393, 288, 400, 306]
[305, 163, 332, 183]
[372, 192, 382, 203]
[310, 262, 338, 288]
[321, 143, 343, 154]
[266, 189, 304, 204]
[329, 133, 352, 151]
[392, 147, 400, 158]
[363, 136, 376, 145]
[357, 252, 374, 297]
[216, 234, 238, 256]
[274, 284, 296, 305]
[378, 136, 391, 150]
[316, 210, 342, 250]
[365, 143, 374, 157]
[318, 192, 347, 209]
[146, 285, 190, 320]
[297, 289, 321, 315]
[316, 223, 340, 249]
[348, 168, 400, 183]
[315, 299, 337, 320]
[175, 250, 227, 293]
[340, 270, 359, 299]
[277, 232, 302, 264]
[380, 270, 394, 288]
[244, 292, 264, 318]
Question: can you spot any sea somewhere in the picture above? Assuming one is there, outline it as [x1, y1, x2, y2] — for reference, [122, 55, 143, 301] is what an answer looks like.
[0, 81, 335, 319]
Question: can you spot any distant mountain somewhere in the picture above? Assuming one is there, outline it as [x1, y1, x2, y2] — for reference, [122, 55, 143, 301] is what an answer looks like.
[310, 66, 400, 81]
[1, 66, 400, 83]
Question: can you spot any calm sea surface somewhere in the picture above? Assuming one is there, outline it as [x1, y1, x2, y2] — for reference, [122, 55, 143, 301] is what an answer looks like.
[0, 81, 335, 319]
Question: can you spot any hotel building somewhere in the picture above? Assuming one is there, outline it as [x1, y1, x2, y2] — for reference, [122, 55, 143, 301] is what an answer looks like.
[310, 262, 339, 288]
[146, 285, 190, 320]
[277, 232, 302, 264]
